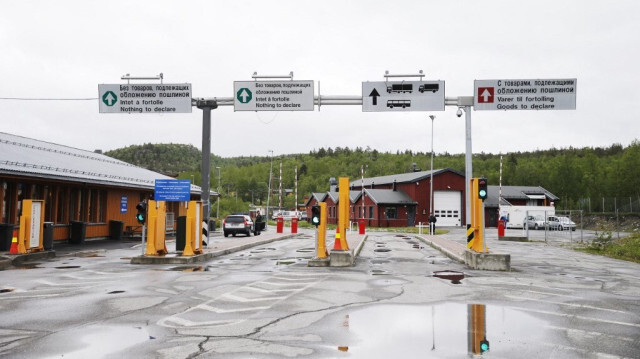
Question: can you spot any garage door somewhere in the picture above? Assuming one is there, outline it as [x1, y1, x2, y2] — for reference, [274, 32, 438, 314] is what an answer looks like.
[434, 191, 462, 226]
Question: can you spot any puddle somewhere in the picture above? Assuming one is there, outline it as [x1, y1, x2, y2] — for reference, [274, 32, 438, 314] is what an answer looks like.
[0, 288, 15, 293]
[55, 266, 81, 269]
[370, 259, 390, 265]
[335, 303, 550, 358]
[251, 248, 276, 254]
[296, 248, 315, 253]
[47, 325, 151, 358]
[166, 266, 207, 272]
[14, 263, 42, 270]
[370, 269, 390, 276]
[107, 290, 125, 294]
[433, 270, 465, 284]
[276, 260, 296, 266]
[373, 248, 391, 252]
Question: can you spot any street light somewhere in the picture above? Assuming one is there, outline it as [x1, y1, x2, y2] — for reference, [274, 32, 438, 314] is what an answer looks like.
[216, 166, 221, 219]
[266, 150, 274, 230]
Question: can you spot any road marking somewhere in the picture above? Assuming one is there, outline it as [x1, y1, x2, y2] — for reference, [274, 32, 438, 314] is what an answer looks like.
[222, 293, 287, 302]
[505, 295, 628, 314]
[518, 307, 640, 328]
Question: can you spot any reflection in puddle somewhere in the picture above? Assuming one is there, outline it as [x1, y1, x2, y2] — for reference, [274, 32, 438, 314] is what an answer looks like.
[166, 266, 207, 272]
[55, 266, 81, 269]
[55, 325, 150, 358]
[339, 303, 549, 358]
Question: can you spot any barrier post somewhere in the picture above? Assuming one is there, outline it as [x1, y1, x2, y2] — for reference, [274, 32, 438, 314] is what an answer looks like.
[276, 216, 284, 233]
[291, 217, 298, 234]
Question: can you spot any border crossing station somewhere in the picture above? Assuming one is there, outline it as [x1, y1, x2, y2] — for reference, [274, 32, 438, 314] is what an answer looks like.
[2, 71, 576, 271]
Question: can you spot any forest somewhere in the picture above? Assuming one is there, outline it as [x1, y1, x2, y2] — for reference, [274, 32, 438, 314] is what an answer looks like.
[106, 140, 640, 216]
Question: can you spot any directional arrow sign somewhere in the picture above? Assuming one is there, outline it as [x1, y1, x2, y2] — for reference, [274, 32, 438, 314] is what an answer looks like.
[362, 81, 445, 112]
[233, 81, 314, 111]
[98, 83, 192, 114]
[474, 79, 576, 110]
[369, 88, 380, 106]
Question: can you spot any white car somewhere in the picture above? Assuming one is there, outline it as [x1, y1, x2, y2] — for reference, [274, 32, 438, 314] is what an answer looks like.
[546, 216, 576, 231]
[223, 215, 254, 237]
[523, 215, 545, 230]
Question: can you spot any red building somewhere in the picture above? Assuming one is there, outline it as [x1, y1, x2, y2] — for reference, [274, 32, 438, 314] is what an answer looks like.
[306, 169, 467, 227]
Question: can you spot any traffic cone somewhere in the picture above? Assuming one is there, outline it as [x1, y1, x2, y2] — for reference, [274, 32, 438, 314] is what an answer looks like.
[333, 226, 343, 250]
[9, 229, 19, 254]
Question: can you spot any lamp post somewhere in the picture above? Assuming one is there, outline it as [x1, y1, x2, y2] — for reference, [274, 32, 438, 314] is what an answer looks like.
[429, 115, 435, 234]
[266, 150, 274, 230]
[216, 166, 221, 220]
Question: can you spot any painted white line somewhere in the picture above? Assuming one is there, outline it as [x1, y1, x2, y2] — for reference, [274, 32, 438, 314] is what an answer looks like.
[198, 303, 269, 313]
[505, 295, 628, 314]
[222, 293, 287, 302]
[518, 307, 640, 328]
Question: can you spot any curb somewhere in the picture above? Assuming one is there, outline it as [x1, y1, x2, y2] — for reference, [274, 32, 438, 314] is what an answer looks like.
[130, 233, 298, 265]
[415, 234, 466, 264]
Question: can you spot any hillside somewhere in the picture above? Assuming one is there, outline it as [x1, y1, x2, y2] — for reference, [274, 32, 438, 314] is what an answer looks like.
[106, 141, 640, 213]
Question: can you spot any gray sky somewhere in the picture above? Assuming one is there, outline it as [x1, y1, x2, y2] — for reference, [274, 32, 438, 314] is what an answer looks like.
[1, 0, 638, 158]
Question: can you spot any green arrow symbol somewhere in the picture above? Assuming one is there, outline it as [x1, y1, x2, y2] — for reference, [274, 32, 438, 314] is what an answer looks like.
[102, 91, 117, 106]
[237, 88, 252, 104]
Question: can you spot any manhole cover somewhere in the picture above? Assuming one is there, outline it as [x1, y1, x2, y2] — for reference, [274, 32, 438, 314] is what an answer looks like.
[374, 248, 391, 252]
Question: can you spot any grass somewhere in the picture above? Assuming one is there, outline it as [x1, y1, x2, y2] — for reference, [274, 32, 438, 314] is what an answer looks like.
[577, 231, 640, 263]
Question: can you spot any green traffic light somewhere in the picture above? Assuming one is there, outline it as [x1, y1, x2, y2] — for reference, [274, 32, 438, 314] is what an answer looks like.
[479, 189, 487, 197]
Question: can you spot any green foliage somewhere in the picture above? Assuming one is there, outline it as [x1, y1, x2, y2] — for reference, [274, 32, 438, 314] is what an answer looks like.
[579, 231, 640, 263]
[106, 141, 640, 214]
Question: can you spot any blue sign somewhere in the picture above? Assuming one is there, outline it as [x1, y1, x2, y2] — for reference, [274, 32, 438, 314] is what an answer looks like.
[120, 196, 128, 214]
[154, 179, 191, 202]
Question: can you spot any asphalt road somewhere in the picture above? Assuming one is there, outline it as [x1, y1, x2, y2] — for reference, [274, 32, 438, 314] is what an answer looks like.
[1, 228, 639, 358]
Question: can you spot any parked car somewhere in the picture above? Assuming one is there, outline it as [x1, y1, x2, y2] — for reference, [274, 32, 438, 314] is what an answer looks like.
[523, 215, 546, 230]
[223, 214, 255, 237]
[546, 216, 576, 231]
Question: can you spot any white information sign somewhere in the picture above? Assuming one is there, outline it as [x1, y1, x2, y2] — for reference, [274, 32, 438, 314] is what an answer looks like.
[362, 81, 445, 112]
[98, 83, 192, 114]
[29, 201, 42, 248]
[474, 79, 577, 111]
[233, 81, 314, 111]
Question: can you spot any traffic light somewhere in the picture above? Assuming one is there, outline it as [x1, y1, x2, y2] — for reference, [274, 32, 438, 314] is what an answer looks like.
[311, 205, 321, 226]
[480, 338, 490, 353]
[478, 177, 488, 201]
[135, 202, 147, 224]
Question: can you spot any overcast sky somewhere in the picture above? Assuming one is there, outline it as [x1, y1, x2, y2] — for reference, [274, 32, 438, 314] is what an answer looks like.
[1, 0, 638, 158]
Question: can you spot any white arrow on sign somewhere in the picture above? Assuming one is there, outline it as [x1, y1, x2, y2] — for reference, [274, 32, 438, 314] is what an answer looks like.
[105, 93, 116, 106]
[480, 89, 492, 102]
[239, 89, 251, 103]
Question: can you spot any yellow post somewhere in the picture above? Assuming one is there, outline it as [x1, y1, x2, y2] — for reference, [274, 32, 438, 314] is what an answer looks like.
[468, 178, 487, 253]
[145, 200, 168, 256]
[338, 177, 350, 251]
[18, 199, 44, 253]
[182, 201, 203, 256]
[316, 202, 328, 259]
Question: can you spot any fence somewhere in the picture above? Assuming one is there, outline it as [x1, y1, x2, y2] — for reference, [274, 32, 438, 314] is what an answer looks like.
[577, 197, 640, 213]
[522, 209, 590, 244]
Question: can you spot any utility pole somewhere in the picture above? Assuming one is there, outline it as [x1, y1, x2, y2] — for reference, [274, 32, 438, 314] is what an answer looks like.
[196, 98, 217, 245]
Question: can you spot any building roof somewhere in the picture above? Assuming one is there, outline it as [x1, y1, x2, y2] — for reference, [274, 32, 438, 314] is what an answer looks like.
[364, 188, 417, 205]
[0, 132, 206, 194]
[350, 168, 464, 187]
[485, 185, 559, 207]
[304, 192, 327, 206]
